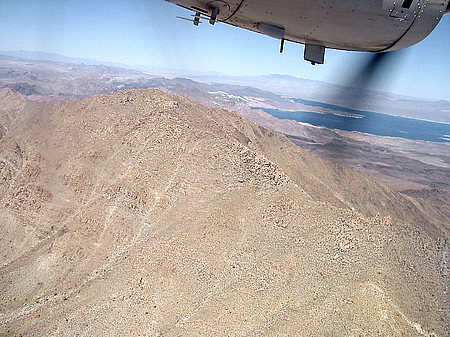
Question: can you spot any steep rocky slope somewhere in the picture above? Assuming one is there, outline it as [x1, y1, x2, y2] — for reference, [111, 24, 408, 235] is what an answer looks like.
[2, 55, 449, 221]
[0, 89, 447, 336]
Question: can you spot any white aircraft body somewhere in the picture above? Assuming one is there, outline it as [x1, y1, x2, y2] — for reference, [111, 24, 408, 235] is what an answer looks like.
[166, 0, 449, 64]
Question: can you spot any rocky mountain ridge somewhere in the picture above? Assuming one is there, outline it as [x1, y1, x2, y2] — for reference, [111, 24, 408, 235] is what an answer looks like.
[0, 88, 447, 336]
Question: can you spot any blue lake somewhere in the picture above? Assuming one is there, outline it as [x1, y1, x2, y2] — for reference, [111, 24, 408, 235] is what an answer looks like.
[254, 98, 450, 143]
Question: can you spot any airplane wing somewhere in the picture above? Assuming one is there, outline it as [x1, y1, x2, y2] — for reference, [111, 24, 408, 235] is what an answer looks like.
[166, 0, 449, 64]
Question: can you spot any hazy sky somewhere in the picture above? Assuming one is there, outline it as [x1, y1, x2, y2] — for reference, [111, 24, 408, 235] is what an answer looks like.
[0, 0, 449, 100]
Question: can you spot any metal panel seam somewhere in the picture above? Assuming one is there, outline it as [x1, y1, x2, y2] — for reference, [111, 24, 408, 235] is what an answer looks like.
[379, 0, 426, 52]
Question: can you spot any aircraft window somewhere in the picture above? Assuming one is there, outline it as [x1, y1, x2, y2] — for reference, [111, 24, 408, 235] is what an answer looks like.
[401, 0, 414, 8]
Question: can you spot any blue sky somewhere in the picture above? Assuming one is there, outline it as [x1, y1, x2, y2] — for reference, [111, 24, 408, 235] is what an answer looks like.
[0, 0, 449, 101]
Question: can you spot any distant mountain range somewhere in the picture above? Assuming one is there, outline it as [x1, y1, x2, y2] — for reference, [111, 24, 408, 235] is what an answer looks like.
[0, 50, 108, 65]
[190, 73, 450, 124]
[0, 50, 226, 78]
[1, 51, 449, 123]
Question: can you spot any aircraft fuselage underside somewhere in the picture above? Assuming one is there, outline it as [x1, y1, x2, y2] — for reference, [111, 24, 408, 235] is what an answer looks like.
[166, 0, 449, 64]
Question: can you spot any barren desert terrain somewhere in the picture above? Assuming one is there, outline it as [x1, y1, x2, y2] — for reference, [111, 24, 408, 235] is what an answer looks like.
[0, 88, 447, 336]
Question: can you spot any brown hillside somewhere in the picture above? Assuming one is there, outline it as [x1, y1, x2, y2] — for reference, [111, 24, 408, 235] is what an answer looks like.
[0, 89, 447, 336]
